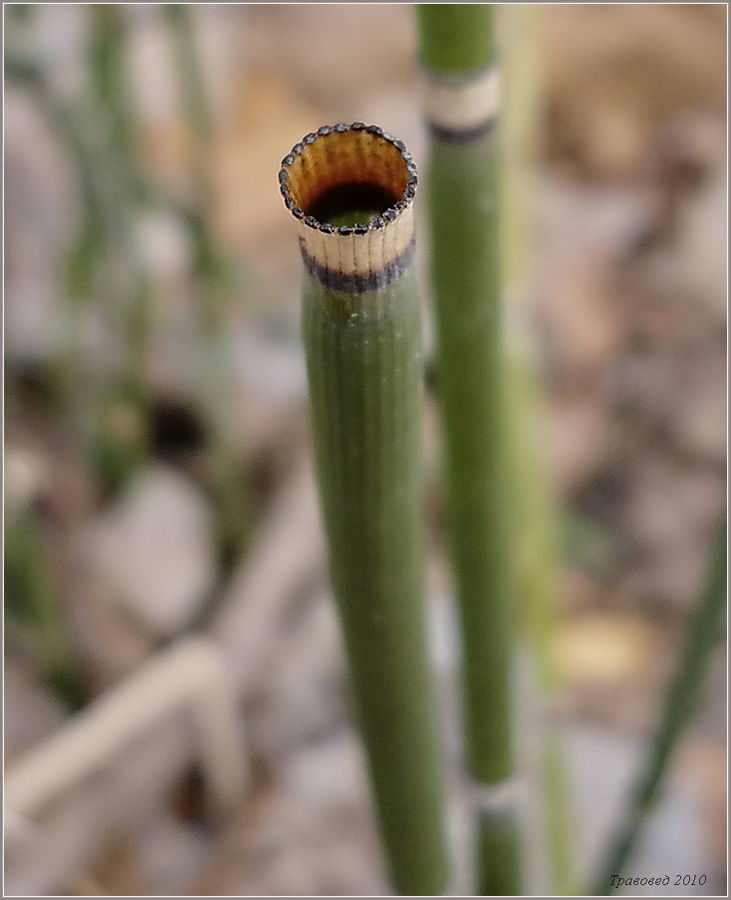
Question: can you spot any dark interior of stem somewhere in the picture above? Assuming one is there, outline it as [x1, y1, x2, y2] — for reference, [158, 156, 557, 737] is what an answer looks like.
[308, 182, 398, 227]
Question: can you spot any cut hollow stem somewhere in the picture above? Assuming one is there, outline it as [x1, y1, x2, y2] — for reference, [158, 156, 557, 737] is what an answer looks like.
[279, 124, 448, 896]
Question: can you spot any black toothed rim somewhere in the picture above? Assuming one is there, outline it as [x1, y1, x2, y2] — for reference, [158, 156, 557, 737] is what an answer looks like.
[278, 123, 418, 234]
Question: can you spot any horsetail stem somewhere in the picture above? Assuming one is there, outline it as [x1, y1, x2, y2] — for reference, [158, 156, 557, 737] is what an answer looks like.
[417, 6, 521, 894]
[592, 520, 727, 895]
[279, 125, 449, 896]
[502, 4, 575, 888]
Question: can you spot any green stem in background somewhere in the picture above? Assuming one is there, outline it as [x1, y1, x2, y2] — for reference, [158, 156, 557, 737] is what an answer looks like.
[84, 6, 152, 492]
[10, 14, 246, 544]
[89, 5, 135, 165]
[5, 42, 148, 492]
[502, 5, 575, 888]
[418, 4, 495, 73]
[542, 729, 574, 894]
[280, 125, 448, 895]
[476, 800, 522, 897]
[88, 5, 151, 389]
[163, 4, 230, 304]
[418, 6, 520, 895]
[5, 510, 86, 711]
[162, 4, 248, 563]
[163, 4, 212, 143]
[419, 0, 509, 789]
[507, 348, 575, 897]
[592, 519, 727, 896]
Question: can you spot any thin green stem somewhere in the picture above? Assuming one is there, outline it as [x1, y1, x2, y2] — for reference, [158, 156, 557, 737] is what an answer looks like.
[89, 5, 135, 164]
[162, 5, 247, 561]
[542, 728, 575, 895]
[420, 13, 509, 790]
[6, 48, 145, 486]
[428, 129, 512, 783]
[591, 520, 727, 895]
[477, 809, 521, 896]
[87, 5, 151, 389]
[507, 346, 575, 895]
[418, 5, 520, 895]
[418, 4, 494, 73]
[162, 1, 229, 303]
[83, 7, 152, 492]
[162, 5, 212, 143]
[5, 510, 86, 710]
[501, 9, 576, 882]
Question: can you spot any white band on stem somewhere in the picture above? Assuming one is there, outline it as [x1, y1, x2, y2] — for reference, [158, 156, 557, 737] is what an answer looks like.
[424, 65, 500, 133]
[469, 774, 522, 813]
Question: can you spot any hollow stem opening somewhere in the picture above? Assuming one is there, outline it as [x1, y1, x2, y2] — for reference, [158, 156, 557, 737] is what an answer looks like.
[279, 124, 417, 234]
[309, 182, 398, 228]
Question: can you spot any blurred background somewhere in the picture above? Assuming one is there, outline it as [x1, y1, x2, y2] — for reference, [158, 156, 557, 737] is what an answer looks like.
[4, 4, 726, 896]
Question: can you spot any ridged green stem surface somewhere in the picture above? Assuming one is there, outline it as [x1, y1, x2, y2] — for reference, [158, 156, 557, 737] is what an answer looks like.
[419, 5, 494, 73]
[477, 808, 521, 896]
[419, 6, 520, 895]
[427, 124, 519, 900]
[592, 520, 727, 895]
[428, 132, 511, 786]
[303, 265, 448, 896]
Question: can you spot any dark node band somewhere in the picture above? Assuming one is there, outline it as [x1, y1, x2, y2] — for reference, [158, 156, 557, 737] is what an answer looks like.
[300, 239, 416, 294]
[427, 116, 497, 145]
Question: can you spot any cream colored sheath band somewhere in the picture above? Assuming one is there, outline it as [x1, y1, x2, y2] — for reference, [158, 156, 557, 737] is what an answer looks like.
[279, 124, 417, 288]
[298, 203, 414, 281]
[424, 64, 500, 134]
[469, 774, 522, 813]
